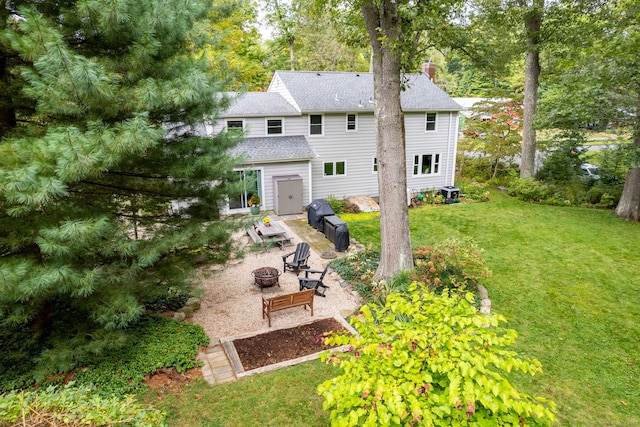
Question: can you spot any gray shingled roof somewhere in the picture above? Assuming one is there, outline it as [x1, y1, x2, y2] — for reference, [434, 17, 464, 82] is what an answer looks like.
[272, 71, 462, 113]
[223, 92, 300, 117]
[229, 135, 315, 163]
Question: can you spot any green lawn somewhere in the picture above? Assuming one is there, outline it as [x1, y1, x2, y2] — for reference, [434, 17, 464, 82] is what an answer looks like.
[344, 190, 640, 426]
[148, 191, 640, 426]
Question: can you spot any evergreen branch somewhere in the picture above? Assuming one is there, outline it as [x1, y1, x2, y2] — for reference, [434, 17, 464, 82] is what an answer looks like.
[79, 180, 164, 196]
[107, 171, 169, 179]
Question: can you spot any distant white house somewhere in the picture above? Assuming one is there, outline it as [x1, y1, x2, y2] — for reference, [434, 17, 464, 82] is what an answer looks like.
[207, 70, 463, 215]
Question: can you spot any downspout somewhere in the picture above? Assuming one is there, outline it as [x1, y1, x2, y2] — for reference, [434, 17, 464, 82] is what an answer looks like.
[451, 111, 459, 185]
[307, 160, 313, 204]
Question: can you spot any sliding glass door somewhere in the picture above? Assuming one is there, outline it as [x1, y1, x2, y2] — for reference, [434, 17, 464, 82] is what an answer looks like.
[229, 169, 261, 210]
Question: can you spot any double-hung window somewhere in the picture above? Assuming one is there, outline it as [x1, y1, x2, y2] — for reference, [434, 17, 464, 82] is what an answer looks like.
[267, 118, 283, 135]
[346, 113, 357, 131]
[323, 161, 346, 177]
[425, 113, 437, 131]
[309, 114, 323, 135]
[413, 154, 440, 175]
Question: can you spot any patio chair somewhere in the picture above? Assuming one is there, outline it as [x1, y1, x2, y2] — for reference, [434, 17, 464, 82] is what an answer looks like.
[282, 242, 311, 273]
[298, 265, 329, 297]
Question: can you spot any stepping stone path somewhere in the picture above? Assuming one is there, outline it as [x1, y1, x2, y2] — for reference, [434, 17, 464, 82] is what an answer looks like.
[198, 340, 236, 385]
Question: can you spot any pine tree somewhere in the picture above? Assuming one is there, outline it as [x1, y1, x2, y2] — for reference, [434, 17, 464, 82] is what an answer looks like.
[0, 0, 241, 376]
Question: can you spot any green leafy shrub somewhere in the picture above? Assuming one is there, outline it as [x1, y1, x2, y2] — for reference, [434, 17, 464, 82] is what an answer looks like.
[1, 315, 209, 396]
[507, 178, 557, 203]
[69, 315, 209, 395]
[0, 383, 166, 426]
[536, 137, 586, 185]
[326, 195, 347, 214]
[459, 181, 490, 202]
[141, 284, 190, 312]
[368, 269, 413, 305]
[331, 250, 380, 300]
[412, 238, 491, 293]
[318, 287, 557, 426]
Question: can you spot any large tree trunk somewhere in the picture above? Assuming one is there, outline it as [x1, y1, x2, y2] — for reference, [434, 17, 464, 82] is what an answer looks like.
[288, 36, 295, 70]
[615, 93, 640, 221]
[615, 168, 640, 221]
[520, 0, 543, 179]
[362, 0, 414, 279]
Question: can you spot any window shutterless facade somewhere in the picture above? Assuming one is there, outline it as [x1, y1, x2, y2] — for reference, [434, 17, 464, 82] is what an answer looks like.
[425, 113, 437, 131]
[323, 161, 346, 176]
[267, 118, 283, 134]
[309, 114, 323, 135]
[226, 120, 243, 130]
[347, 113, 357, 131]
[413, 154, 440, 175]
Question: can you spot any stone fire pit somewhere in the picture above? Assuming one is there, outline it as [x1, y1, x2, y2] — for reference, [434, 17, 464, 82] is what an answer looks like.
[251, 267, 281, 290]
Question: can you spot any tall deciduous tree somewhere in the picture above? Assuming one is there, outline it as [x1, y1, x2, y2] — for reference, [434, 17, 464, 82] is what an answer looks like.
[360, 0, 462, 279]
[0, 0, 241, 373]
[206, 0, 271, 91]
[609, 0, 640, 220]
[535, 0, 640, 220]
[520, 0, 544, 179]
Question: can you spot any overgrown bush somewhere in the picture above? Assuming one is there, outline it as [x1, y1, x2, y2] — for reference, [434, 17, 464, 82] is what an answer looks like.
[536, 137, 586, 185]
[507, 178, 558, 203]
[0, 383, 166, 426]
[459, 181, 491, 202]
[331, 250, 380, 300]
[326, 195, 347, 214]
[318, 287, 557, 426]
[412, 238, 491, 293]
[457, 156, 519, 185]
[141, 284, 190, 312]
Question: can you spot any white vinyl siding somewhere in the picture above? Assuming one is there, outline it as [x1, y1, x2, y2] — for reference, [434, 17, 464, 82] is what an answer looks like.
[222, 161, 310, 214]
[217, 110, 458, 201]
[405, 111, 457, 189]
[310, 113, 378, 198]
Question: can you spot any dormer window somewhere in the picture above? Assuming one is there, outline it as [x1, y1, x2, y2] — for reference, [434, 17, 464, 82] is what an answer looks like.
[267, 118, 283, 135]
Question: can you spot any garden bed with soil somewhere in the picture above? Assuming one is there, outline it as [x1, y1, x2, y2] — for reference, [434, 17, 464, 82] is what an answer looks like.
[221, 316, 356, 377]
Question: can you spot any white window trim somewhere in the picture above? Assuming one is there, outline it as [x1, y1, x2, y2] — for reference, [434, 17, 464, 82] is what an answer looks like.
[412, 153, 441, 175]
[226, 119, 244, 131]
[309, 114, 324, 136]
[346, 113, 358, 132]
[323, 160, 347, 177]
[425, 112, 437, 132]
[266, 117, 284, 135]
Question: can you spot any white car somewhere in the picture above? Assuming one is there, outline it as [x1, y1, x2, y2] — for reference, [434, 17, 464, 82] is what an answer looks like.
[581, 163, 600, 180]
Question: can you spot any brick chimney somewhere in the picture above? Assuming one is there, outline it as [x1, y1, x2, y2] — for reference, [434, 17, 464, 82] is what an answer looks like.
[421, 61, 436, 82]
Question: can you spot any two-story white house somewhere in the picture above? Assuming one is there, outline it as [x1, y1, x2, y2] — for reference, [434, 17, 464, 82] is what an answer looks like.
[208, 69, 462, 215]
